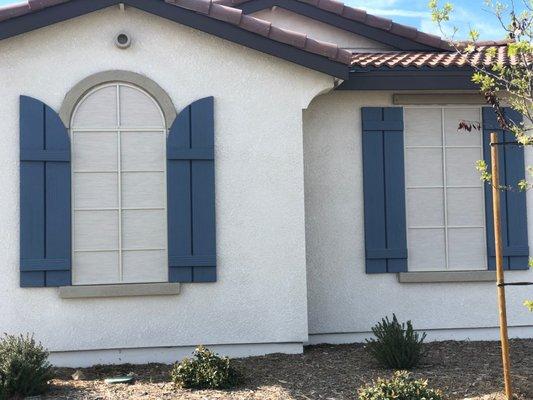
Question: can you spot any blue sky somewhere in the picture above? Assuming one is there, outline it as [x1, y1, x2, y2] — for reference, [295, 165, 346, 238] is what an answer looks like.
[346, 0, 514, 40]
[0, 0, 516, 40]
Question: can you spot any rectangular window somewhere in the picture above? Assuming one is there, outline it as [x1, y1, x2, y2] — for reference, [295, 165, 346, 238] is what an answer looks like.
[404, 107, 487, 271]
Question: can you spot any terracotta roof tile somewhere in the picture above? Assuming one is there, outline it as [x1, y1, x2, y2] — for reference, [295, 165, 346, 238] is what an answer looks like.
[269, 25, 307, 47]
[240, 13, 272, 36]
[415, 31, 445, 49]
[351, 45, 520, 69]
[218, 0, 450, 50]
[365, 14, 392, 30]
[389, 22, 418, 40]
[340, 6, 366, 23]
[299, 0, 319, 5]
[167, 0, 212, 14]
[305, 36, 338, 59]
[29, 0, 68, 10]
[0, 0, 352, 65]
[317, 0, 344, 15]
[210, 2, 243, 24]
[0, 0, 67, 21]
[0, 3, 29, 22]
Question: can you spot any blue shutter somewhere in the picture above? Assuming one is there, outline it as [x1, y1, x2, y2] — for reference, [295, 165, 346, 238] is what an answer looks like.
[167, 97, 216, 282]
[20, 96, 71, 287]
[362, 107, 407, 273]
[482, 107, 529, 270]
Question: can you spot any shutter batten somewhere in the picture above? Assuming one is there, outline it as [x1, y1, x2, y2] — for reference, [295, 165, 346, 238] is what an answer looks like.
[362, 107, 408, 273]
[20, 96, 71, 287]
[482, 107, 529, 270]
[167, 97, 216, 283]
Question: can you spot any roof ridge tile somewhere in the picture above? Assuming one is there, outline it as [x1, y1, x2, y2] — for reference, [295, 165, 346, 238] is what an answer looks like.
[168, 0, 351, 63]
[0, 3, 29, 22]
[216, 0, 452, 50]
[317, 0, 344, 15]
[28, 0, 68, 11]
[365, 14, 392, 30]
[340, 6, 366, 22]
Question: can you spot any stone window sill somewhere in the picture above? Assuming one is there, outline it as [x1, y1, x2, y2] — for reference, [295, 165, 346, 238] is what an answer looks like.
[58, 282, 180, 299]
[398, 271, 496, 284]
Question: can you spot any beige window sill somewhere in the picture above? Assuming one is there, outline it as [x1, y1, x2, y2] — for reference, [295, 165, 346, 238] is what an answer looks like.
[58, 282, 181, 299]
[398, 271, 496, 284]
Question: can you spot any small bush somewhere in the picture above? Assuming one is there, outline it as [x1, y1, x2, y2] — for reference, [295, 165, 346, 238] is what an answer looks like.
[170, 346, 241, 389]
[0, 334, 53, 398]
[365, 314, 426, 369]
[358, 371, 444, 400]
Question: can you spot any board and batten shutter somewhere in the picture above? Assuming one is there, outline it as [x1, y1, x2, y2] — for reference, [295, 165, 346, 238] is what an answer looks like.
[20, 96, 71, 287]
[362, 107, 407, 273]
[167, 97, 216, 282]
[482, 107, 529, 270]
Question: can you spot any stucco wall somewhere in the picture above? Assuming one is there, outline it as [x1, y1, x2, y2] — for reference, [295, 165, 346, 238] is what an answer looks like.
[252, 8, 392, 51]
[303, 91, 533, 339]
[0, 5, 334, 365]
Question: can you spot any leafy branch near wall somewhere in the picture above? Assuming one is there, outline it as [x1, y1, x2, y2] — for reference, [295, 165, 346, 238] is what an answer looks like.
[430, 0, 532, 311]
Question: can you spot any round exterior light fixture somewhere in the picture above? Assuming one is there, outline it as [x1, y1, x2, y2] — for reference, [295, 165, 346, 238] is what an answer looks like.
[115, 32, 131, 49]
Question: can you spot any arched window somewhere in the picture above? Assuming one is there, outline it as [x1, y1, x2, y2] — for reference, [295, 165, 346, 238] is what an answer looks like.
[70, 83, 167, 285]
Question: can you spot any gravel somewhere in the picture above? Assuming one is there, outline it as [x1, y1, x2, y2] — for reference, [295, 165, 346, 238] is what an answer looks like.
[44, 339, 533, 399]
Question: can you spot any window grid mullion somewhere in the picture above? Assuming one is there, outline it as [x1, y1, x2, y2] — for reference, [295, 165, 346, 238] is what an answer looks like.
[405, 145, 482, 149]
[74, 207, 165, 211]
[406, 185, 483, 189]
[441, 109, 450, 270]
[72, 127, 167, 132]
[74, 248, 165, 253]
[479, 107, 489, 269]
[116, 84, 123, 282]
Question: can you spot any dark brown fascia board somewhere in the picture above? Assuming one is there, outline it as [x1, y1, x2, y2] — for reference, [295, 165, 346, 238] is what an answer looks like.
[338, 67, 477, 90]
[0, 0, 349, 79]
[234, 0, 442, 51]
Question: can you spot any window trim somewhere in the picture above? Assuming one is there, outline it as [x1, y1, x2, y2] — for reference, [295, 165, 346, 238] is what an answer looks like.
[60, 70, 177, 129]
[397, 270, 496, 284]
[70, 82, 169, 285]
[58, 282, 181, 298]
[403, 105, 488, 272]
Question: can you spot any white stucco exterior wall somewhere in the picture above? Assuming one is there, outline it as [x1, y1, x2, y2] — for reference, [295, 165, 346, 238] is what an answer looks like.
[0, 5, 334, 366]
[303, 91, 533, 341]
[252, 7, 392, 51]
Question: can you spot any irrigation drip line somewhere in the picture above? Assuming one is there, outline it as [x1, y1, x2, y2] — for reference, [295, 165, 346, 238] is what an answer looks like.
[497, 282, 533, 287]
[490, 141, 521, 146]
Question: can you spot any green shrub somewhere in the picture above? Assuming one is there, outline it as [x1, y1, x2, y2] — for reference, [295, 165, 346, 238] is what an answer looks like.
[365, 314, 426, 369]
[0, 334, 53, 398]
[358, 371, 444, 400]
[170, 346, 241, 389]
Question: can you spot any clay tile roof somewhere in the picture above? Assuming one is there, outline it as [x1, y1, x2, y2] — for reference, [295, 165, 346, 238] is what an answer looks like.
[215, 0, 451, 50]
[168, 0, 352, 63]
[350, 44, 520, 69]
[0, 0, 352, 65]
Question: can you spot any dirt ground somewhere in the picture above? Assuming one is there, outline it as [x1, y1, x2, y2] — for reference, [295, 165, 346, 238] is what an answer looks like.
[43, 339, 533, 399]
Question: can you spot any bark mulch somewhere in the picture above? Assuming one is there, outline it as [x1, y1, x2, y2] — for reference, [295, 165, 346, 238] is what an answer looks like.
[44, 339, 533, 400]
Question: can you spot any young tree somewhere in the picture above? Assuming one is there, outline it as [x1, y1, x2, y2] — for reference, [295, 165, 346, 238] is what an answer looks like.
[430, 0, 532, 311]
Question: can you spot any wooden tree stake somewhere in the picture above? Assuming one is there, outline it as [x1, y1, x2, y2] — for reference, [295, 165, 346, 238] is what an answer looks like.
[490, 132, 513, 400]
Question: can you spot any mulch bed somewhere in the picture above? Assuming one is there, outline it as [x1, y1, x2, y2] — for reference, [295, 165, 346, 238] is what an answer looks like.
[44, 339, 533, 399]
